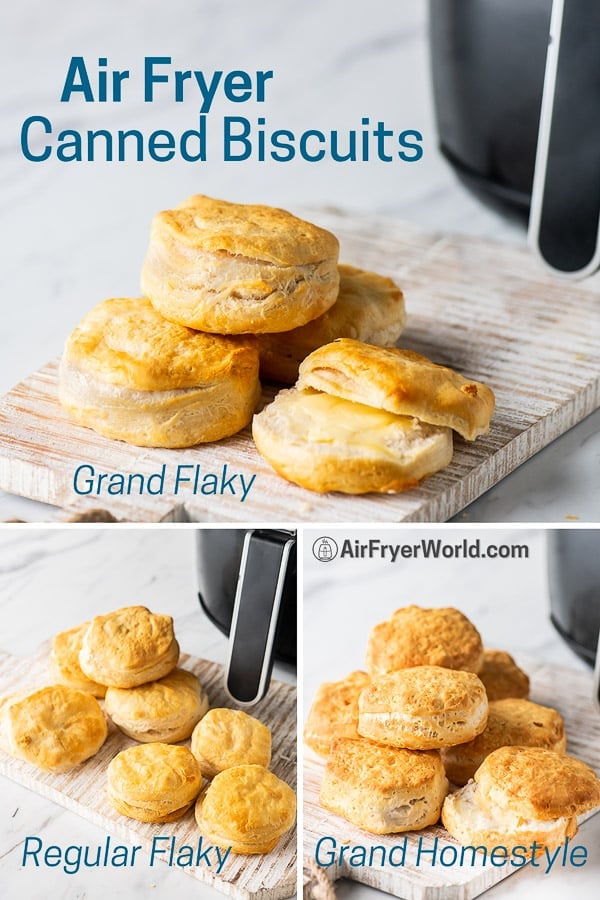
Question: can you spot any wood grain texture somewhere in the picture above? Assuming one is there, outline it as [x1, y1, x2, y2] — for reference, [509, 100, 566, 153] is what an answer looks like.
[0, 644, 297, 900]
[0, 212, 598, 522]
[303, 656, 600, 900]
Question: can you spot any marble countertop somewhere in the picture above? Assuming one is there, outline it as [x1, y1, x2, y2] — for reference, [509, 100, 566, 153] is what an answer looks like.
[0, 527, 296, 899]
[303, 526, 600, 900]
[1, 0, 598, 523]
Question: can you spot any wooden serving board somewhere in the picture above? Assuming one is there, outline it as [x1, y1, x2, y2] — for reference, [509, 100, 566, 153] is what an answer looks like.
[0, 644, 297, 900]
[303, 656, 600, 900]
[0, 211, 599, 522]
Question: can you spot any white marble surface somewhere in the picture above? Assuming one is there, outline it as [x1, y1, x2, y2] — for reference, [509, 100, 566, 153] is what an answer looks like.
[303, 526, 600, 900]
[0, 527, 296, 899]
[1, 0, 597, 523]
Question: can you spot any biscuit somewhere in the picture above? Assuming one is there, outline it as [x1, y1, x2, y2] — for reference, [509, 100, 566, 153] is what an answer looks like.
[442, 698, 566, 785]
[79, 606, 179, 689]
[358, 666, 488, 750]
[366, 605, 484, 676]
[195, 764, 296, 853]
[474, 746, 600, 821]
[297, 339, 495, 440]
[107, 742, 202, 823]
[59, 297, 260, 448]
[320, 737, 448, 834]
[105, 668, 209, 743]
[50, 622, 107, 697]
[441, 778, 578, 852]
[304, 670, 371, 756]
[0, 685, 107, 773]
[252, 388, 453, 494]
[190, 708, 271, 779]
[258, 264, 406, 383]
[141, 194, 340, 334]
[478, 649, 530, 701]
[442, 747, 600, 851]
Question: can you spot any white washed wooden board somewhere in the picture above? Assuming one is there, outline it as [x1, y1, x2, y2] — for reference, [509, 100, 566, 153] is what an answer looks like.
[0, 644, 297, 900]
[303, 656, 600, 900]
[0, 211, 599, 522]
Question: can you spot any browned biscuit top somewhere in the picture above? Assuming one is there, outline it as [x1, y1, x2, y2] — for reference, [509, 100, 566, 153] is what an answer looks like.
[366, 605, 484, 675]
[304, 670, 371, 754]
[325, 736, 444, 792]
[81, 605, 176, 672]
[475, 699, 565, 752]
[155, 194, 340, 265]
[478, 650, 530, 700]
[63, 297, 258, 392]
[475, 746, 600, 820]
[360, 665, 487, 717]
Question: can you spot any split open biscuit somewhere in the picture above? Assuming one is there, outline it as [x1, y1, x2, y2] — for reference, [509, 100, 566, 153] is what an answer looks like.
[258, 264, 405, 382]
[107, 742, 202, 823]
[304, 670, 371, 756]
[79, 606, 179, 689]
[477, 649, 530, 701]
[50, 622, 107, 697]
[320, 736, 448, 834]
[0, 685, 107, 773]
[366, 605, 484, 676]
[358, 666, 488, 750]
[59, 297, 260, 448]
[195, 764, 296, 853]
[442, 746, 600, 851]
[297, 338, 495, 440]
[190, 708, 271, 779]
[252, 388, 453, 494]
[104, 668, 209, 743]
[442, 698, 566, 785]
[141, 194, 340, 334]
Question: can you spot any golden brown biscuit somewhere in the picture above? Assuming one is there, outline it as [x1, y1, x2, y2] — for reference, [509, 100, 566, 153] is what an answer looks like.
[107, 742, 202, 823]
[475, 746, 600, 821]
[79, 606, 179, 689]
[320, 737, 448, 833]
[297, 339, 495, 440]
[358, 666, 488, 750]
[104, 668, 209, 743]
[442, 779, 577, 852]
[366, 605, 484, 676]
[195, 764, 296, 853]
[59, 297, 260, 448]
[304, 670, 371, 756]
[252, 388, 453, 494]
[190, 708, 271, 779]
[141, 194, 340, 334]
[258, 264, 406, 382]
[0, 685, 107, 773]
[442, 699, 566, 785]
[478, 649, 530, 701]
[442, 747, 600, 851]
[50, 622, 107, 697]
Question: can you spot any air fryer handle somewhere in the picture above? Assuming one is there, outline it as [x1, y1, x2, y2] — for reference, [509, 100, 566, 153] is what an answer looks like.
[529, 0, 600, 277]
[224, 530, 295, 706]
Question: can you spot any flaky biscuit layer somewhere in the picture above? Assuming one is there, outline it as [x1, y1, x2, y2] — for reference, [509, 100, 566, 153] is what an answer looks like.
[298, 338, 495, 440]
[258, 264, 405, 382]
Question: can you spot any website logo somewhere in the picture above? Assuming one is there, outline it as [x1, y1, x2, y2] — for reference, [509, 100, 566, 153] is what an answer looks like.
[312, 536, 339, 562]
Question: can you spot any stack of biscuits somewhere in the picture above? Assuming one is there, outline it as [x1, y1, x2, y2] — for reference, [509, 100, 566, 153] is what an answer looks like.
[0, 604, 296, 855]
[58, 193, 495, 494]
[306, 604, 600, 850]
